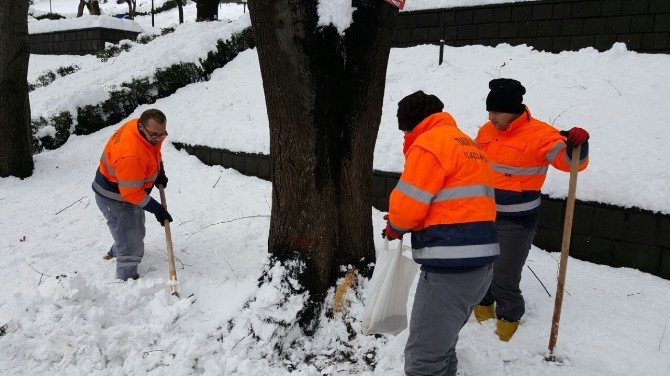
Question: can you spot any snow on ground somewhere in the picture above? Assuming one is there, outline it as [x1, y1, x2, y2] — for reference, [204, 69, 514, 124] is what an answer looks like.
[30, 0, 245, 29]
[165, 43, 670, 214]
[1, 101, 670, 374]
[28, 54, 98, 83]
[9, 3, 670, 374]
[29, 14, 250, 122]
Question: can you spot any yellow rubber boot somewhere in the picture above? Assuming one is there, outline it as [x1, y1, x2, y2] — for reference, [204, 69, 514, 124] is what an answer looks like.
[473, 304, 495, 323]
[496, 319, 519, 342]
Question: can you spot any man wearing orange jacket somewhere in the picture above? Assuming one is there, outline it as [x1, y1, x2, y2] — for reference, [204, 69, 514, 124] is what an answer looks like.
[384, 91, 499, 376]
[92, 109, 173, 280]
[473, 78, 589, 341]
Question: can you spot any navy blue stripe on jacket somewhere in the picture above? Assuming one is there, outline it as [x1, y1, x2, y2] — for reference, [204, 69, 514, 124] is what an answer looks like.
[92, 169, 153, 200]
[411, 221, 499, 273]
[494, 188, 542, 216]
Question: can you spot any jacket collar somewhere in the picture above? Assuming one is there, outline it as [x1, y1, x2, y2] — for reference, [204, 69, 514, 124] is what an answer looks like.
[499, 106, 532, 133]
[403, 112, 457, 156]
[131, 118, 163, 150]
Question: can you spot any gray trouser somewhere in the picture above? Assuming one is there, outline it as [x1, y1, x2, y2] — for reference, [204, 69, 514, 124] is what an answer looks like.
[479, 218, 537, 321]
[95, 193, 146, 280]
[405, 265, 493, 376]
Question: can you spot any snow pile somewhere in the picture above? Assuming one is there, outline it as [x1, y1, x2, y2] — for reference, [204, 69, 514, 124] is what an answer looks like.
[0, 275, 197, 374]
[216, 261, 386, 374]
[317, 0, 355, 35]
[165, 43, 670, 214]
[29, 15, 144, 34]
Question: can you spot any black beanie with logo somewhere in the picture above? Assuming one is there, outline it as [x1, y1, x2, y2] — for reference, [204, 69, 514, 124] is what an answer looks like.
[486, 78, 526, 114]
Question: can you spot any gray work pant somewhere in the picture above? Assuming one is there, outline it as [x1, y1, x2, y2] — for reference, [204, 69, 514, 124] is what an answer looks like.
[479, 218, 537, 321]
[405, 265, 493, 376]
[95, 193, 146, 280]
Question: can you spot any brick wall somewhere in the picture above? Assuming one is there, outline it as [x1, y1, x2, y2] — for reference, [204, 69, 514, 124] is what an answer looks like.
[394, 0, 670, 53]
[174, 142, 670, 280]
[29, 28, 140, 55]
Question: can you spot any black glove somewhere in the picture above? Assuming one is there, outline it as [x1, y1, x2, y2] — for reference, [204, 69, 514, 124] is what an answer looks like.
[155, 162, 168, 189]
[155, 206, 173, 226]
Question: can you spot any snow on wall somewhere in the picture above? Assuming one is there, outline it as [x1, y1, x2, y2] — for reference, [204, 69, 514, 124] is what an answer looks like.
[28, 15, 144, 34]
[402, 0, 539, 11]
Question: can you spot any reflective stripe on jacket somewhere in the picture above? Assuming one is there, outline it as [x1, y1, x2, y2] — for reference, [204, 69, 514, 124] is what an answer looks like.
[92, 118, 163, 209]
[476, 107, 589, 216]
[388, 112, 499, 271]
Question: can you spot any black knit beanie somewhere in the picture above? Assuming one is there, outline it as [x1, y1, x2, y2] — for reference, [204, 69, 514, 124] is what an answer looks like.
[486, 78, 526, 114]
[397, 91, 444, 131]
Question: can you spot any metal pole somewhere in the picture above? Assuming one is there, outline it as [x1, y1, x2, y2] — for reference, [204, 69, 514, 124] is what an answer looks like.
[50, 0, 52, 14]
[439, 39, 444, 65]
[151, 0, 155, 27]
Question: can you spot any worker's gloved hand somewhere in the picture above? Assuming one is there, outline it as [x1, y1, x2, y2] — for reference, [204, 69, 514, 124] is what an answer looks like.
[155, 206, 173, 226]
[382, 223, 403, 240]
[560, 127, 589, 147]
[155, 163, 168, 189]
[381, 214, 403, 240]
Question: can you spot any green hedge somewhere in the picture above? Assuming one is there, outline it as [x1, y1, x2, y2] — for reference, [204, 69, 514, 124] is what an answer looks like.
[29, 65, 80, 92]
[31, 27, 255, 153]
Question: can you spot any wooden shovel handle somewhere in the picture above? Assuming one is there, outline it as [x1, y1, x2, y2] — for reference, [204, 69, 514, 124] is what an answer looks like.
[548, 144, 581, 355]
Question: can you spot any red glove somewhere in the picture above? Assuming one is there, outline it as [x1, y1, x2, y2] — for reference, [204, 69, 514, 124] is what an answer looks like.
[382, 223, 403, 240]
[381, 214, 403, 240]
[560, 127, 589, 146]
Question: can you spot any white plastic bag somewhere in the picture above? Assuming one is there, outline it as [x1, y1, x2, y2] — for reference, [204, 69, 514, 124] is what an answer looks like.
[362, 238, 419, 335]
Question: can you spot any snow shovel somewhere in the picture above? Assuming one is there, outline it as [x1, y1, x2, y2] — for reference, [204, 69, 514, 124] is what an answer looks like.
[158, 185, 179, 297]
[546, 145, 582, 361]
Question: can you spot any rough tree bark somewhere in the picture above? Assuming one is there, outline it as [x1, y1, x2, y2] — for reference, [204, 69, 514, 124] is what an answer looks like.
[177, 0, 184, 24]
[77, 0, 101, 17]
[248, 0, 397, 329]
[125, 0, 137, 19]
[0, 0, 34, 178]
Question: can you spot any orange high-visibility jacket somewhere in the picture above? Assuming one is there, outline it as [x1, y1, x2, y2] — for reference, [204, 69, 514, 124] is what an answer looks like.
[388, 112, 499, 270]
[476, 107, 589, 216]
[92, 118, 163, 210]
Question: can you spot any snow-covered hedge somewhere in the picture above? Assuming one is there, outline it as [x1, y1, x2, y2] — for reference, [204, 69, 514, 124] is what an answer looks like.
[31, 26, 254, 153]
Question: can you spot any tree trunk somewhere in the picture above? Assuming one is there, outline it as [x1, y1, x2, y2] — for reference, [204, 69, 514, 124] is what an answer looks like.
[177, 0, 184, 24]
[126, 0, 136, 19]
[91, 1, 101, 15]
[0, 0, 33, 178]
[77, 0, 85, 17]
[248, 0, 396, 329]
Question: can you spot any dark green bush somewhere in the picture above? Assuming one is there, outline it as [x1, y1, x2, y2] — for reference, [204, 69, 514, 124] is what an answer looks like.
[31, 112, 73, 152]
[161, 27, 175, 36]
[31, 27, 255, 153]
[56, 65, 80, 77]
[96, 42, 133, 62]
[34, 12, 66, 20]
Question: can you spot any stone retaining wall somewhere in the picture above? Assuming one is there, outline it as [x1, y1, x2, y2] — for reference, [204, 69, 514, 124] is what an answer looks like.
[394, 0, 670, 53]
[29, 28, 140, 55]
[174, 142, 670, 280]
